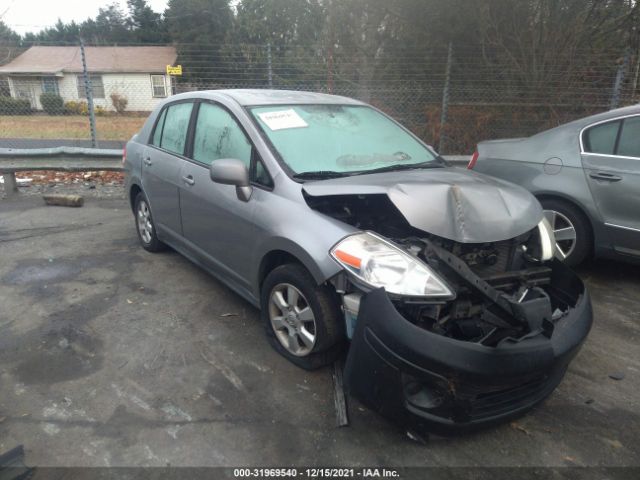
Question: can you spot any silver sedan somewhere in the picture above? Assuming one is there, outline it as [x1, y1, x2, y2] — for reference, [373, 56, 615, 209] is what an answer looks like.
[471, 105, 640, 266]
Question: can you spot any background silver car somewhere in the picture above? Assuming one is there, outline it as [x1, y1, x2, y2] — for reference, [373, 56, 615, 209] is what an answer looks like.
[471, 104, 640, 266]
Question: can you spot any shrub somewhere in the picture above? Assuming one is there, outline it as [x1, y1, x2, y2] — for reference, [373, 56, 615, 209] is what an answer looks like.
[95, 105, 107, 116]
[40, 93, 64, 115]
[110, 93, 128, 114]
[64, 100, 88, 115]
[0, 96, 32, 115]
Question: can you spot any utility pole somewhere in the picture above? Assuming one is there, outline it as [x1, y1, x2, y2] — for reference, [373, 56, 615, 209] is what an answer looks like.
[79, 38, 97, 148]
[327, 0, 334, 94]
[267, 43, 273, 88]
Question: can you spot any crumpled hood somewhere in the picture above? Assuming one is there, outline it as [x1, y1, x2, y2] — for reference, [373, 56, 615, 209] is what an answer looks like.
[302, 167, 543, 243]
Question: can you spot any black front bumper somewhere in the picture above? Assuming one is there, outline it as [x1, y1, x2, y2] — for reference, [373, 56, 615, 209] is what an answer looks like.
[343, 262, 593, 435]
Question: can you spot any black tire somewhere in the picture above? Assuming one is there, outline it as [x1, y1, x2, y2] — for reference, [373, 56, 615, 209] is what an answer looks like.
[133, 192, 166, 253]
[261, 263, 344, 370]
[539, 198, 591, 267]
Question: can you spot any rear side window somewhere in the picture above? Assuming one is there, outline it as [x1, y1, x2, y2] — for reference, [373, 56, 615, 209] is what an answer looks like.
[192, 102, 252, 168]
[155, 102, 193, 155]
[151, 108, 167, 147]
[583, 120, 621, 155]
[616, 116, 640, 158]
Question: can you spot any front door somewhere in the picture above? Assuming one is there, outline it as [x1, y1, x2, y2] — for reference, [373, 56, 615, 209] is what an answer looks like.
[141, 101, 194, 238]
[179, 101, 263, 291]
[581, 115, 640, 256]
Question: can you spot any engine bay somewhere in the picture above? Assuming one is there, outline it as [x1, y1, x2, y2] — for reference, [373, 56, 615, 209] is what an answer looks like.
[306, 192, 583, 347]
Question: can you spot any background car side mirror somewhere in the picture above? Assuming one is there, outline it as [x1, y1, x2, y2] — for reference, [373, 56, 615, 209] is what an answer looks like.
[210, 159, 252, 202]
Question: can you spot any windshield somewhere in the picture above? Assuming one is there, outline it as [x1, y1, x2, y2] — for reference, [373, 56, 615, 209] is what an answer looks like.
[249, 104, 439, 176]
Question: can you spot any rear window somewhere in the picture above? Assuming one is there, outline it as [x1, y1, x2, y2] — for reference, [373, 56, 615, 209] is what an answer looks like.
[151, 102, 193, 155]
[583, 120, 620, 155]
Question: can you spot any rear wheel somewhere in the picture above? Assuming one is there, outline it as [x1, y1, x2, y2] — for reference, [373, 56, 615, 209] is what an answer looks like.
[540, 198, 591, 267]
[261, 264, 344, 370]
[134, 192, 165, 252]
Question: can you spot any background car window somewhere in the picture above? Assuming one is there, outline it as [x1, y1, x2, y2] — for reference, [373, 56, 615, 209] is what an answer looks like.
[584, 120, 620, 155]
[159, 102, 193, 155]
[616, 117, 640, 158]
[151, 108, 167, 147]
[193, 103, 252, 168]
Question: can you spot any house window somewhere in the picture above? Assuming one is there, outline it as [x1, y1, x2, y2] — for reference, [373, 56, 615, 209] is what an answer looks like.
[41, 76, 59, 95]
[77, 75, 105, 99]
[151, 75, 167, 98]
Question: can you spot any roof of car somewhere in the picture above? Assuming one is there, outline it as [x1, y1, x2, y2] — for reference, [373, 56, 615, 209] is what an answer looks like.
[561, 103, 640, 131]
[204, 89, 366, 106]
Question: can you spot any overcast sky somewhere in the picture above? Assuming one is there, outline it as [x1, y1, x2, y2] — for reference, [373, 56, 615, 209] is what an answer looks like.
[0, 0, 169, 35]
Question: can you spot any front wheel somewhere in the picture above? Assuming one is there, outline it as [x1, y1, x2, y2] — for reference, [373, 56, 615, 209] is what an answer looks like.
[261, 264, 344, 370]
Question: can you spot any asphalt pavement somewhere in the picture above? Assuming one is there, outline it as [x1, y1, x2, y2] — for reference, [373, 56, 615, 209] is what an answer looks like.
[0, 196, 638, 468]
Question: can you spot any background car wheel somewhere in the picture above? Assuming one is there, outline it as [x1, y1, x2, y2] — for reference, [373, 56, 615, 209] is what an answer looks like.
[540, 198, 591, 267]
[261, 263, 344, 370]
[134, 192, 166, 252]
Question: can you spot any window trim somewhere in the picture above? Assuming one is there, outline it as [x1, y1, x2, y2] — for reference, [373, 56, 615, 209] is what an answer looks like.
[150, 74, 167, 98]
[41, 76, 59, 95]
[76, 74, 105, 99]
[580, 113, 640, 160]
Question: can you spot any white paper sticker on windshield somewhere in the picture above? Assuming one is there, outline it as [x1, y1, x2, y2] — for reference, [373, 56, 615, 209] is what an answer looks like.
[258, 109, 308, 131]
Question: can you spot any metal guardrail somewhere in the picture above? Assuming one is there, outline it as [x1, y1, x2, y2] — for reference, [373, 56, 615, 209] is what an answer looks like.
[0, 147, 122, 197]
[0, 148, 470, 198]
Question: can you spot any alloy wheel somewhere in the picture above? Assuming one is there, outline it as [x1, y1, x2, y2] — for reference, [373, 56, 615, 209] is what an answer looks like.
[268, 283, 317, 357]
[137, 200, 153, 244]
[543, 209, 577, 260]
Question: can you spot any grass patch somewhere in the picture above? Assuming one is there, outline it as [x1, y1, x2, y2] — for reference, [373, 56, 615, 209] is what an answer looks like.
[0, 115, 147, 141]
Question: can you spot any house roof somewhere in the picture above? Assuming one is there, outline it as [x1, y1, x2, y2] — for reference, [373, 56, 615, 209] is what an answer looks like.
[0, 46, 177, 75]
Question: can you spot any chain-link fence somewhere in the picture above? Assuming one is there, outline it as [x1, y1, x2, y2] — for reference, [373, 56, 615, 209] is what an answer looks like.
[0, 41, 637, 153]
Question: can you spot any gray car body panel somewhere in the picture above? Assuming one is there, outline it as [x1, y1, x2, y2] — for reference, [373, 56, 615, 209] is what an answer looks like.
[474, 104, 640, 262]
[125, 89, 545, 306]
[303, 167, 543, 243]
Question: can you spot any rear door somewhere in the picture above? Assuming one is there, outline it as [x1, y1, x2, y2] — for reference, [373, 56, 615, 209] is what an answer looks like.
[179, 101, 272, 291]
[141, 101, 194, 238]
[581, 115, 640, 256]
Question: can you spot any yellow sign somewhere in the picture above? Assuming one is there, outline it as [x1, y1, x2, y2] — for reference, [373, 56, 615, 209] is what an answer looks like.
[166, 65, 182, 76]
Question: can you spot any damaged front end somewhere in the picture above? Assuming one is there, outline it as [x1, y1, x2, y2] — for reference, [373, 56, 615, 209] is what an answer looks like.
[312, 193, 593, 434]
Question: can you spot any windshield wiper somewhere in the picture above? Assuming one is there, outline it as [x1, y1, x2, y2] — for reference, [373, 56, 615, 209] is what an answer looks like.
[293, 171, 351, 180]
[352, 161, 443, 176]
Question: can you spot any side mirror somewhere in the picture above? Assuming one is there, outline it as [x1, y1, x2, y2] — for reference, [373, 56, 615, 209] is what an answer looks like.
[210, 158, 252, 202]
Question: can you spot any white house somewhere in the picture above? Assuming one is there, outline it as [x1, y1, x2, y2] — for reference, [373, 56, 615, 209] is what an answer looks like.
[0, 46, 178, 112]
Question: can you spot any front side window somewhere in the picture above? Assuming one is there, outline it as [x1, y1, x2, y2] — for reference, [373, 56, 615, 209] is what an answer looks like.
[192, 102, 252, 168]
[249, 104, 439, 175]
[616, 116, 640, 158]
[158, 102, 193, 155]
[76, 75, 105, 99]
[151, 75, 167, 98]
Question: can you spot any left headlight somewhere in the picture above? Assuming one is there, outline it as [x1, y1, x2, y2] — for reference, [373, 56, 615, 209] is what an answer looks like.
[537, 218, 557, 261]
[330, 232, 453, 298]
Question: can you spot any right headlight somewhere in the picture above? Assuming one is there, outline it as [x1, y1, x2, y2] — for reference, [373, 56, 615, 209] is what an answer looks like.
[330, 232, 453, 298]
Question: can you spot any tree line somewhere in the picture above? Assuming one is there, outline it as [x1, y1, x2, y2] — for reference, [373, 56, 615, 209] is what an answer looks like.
[0, 0, 638, 93]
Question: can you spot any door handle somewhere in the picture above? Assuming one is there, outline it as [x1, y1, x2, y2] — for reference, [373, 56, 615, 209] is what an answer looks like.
[143, 157, 152, 166]
[182, 175, 195, 186]
[589, 171, 622, 182]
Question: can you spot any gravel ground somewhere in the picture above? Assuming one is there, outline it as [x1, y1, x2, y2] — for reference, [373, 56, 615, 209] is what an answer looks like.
[1, 179, 125, 200]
